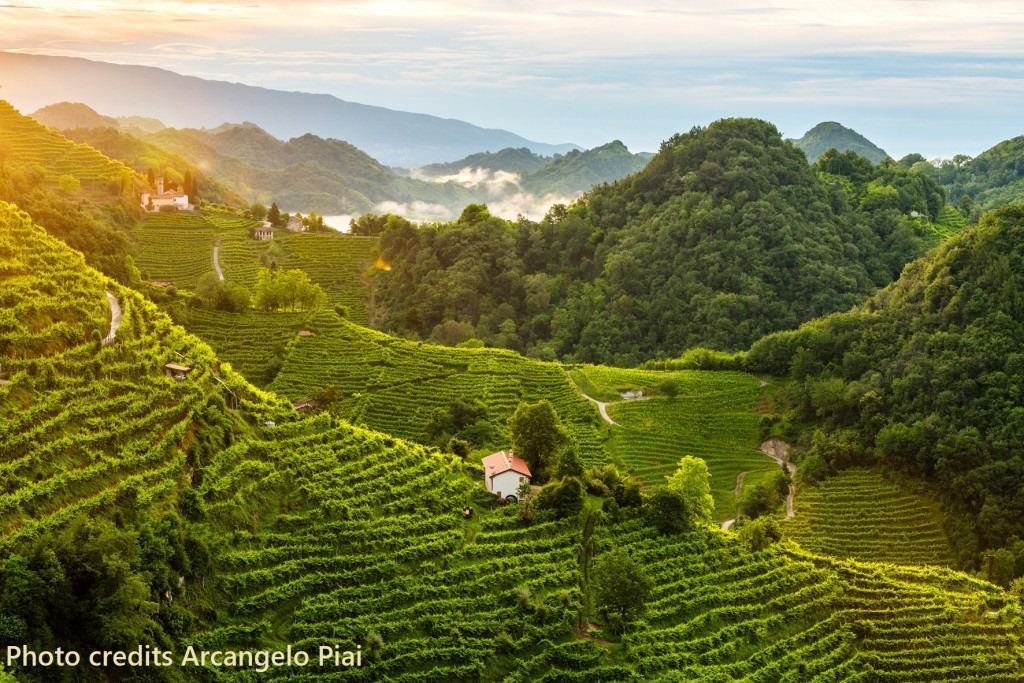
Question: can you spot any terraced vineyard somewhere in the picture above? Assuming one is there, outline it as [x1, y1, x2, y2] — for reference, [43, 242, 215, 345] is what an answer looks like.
[183, 309, 312, 384]
[131, 211, 375, 323]
[918, 204, 968, 247]
[275, 232, 377, 323]
[197, 423, 583, 681]
[134, 212, 217, 289]
[785, 468, 955, 566]
[608, 521, 1022, 682]
[0, 202, 289, 548]
[5, 197, 1024, 682]
[0, 99, 134, 189]
[571, 366, 774, 521]
[270, 314, 607, 465]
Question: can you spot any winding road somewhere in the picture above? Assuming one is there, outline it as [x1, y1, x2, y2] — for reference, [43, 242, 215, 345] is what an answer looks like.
[103, 291, 122, 346]
[721, 441, 796, 530]
[566, 371, 619, 426]
[213, 246, 224, 281]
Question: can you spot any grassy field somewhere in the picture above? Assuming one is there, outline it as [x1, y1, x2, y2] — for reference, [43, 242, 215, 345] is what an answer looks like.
[785, 468, 955, 566]
[571, 366, 775, 522]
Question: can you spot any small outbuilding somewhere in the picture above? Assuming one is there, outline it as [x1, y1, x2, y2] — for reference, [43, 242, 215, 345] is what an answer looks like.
[482, 450, 532, 503]
[163, 363, 193, 382]
[298, 330, 313, 338]
[252, 226, 274, 241]
[293, 399, 315, 413]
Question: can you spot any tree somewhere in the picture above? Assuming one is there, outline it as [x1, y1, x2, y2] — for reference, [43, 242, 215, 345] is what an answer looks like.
[507, 400, 569, 483]
[592, 549, 652, 633]
[535, 477, 585, 519]
[58, 174, 80, 194]
[738, 469, 789, 519]
[249, 203, 268, 222]
[254, 267, 325, 312]
[644, 486, 690, 535]
[267, 202, 282, 228]
[658, 379, 679, 398]
[665, 455, 714, 525]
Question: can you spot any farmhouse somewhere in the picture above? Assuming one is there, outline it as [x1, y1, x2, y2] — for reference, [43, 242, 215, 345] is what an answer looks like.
[140, 179, 190, 212]
[482, 450, 532, 502]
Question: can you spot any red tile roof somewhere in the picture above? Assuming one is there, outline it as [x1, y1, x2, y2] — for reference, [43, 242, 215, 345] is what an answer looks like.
[482, 450, 532, 479]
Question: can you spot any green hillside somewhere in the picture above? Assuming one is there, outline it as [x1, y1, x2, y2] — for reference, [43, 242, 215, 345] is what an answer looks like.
[786, 469, 954, 566]
[268, 313, 607, 465]
[371, 118, 947, 365]
[747, 204, 1024, 575]
[60, 124, 249, 208]
[3, 200, 1024, 682]
[132, 211, 377, 323]
[570, 366, 775, 521]
[790, 121, 889, 164]
[417, 146, 550, 176]
[32, 101, 118, 130]
[521, 140, 652, 195]
[922, 135, 1024, 212]
[0, 99, 141, 282]
[142, 124, 477, 215]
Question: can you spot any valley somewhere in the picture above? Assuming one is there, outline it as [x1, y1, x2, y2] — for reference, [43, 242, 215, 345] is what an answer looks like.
[3, 91, 1024, 683]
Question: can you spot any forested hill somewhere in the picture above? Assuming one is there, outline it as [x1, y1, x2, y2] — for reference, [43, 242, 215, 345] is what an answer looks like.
[747, 204, 1024, 574]
[372, 118, 947, 365]
[921, 135, 1024, 214]
[789, 121, 889, 164]
[520, 140, 654, 195]
[64, 120, 477, 216]
[416, 147, 549, 176]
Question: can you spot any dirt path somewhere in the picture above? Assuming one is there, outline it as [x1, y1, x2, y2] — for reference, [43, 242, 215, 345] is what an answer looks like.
[760, 438, 797, 518]
[566, 371, 619, 426]
[103, 291, 121, 346]
[721, 471, 749, 530]
[213, 246, 224, 281]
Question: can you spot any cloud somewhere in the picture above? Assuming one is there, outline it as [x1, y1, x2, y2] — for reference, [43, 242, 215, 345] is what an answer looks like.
[375, 200, 454, 221]
[412, 166, 523, 196]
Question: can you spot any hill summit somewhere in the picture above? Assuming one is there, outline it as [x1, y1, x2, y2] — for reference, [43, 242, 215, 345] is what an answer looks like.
[790, 121, 889, 164]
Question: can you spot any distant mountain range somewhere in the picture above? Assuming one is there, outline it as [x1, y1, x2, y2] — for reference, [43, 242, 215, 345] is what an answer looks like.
[789, 122, 889, 164]
[39, 102, 646, 219]
[0, 52, 578, 167]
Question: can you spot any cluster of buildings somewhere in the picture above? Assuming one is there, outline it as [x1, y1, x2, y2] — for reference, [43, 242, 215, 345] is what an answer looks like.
[140, 178, 192, 212]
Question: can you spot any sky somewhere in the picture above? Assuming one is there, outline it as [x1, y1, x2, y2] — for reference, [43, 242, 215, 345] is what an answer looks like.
[3, 0, 1024, 158]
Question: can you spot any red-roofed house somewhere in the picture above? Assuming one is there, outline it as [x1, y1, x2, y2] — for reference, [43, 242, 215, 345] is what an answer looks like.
[482, 450, 532, 502]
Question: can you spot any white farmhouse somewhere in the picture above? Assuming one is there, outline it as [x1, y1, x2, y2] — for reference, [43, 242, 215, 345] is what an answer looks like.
[482, 450, 532, 502]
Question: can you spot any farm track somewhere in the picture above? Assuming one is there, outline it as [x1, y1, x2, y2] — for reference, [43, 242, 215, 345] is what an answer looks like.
[761, 438, 796, 518]
[213, 245, 224, 281]
[102, 291, 121, 346]
[566, 371, 619, 425]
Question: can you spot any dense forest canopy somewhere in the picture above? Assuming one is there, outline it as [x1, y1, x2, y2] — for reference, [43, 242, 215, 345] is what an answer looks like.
[371, 119, 946, 365]
[747, 204, 1024, 572]
[919, 136, 1024, 216]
